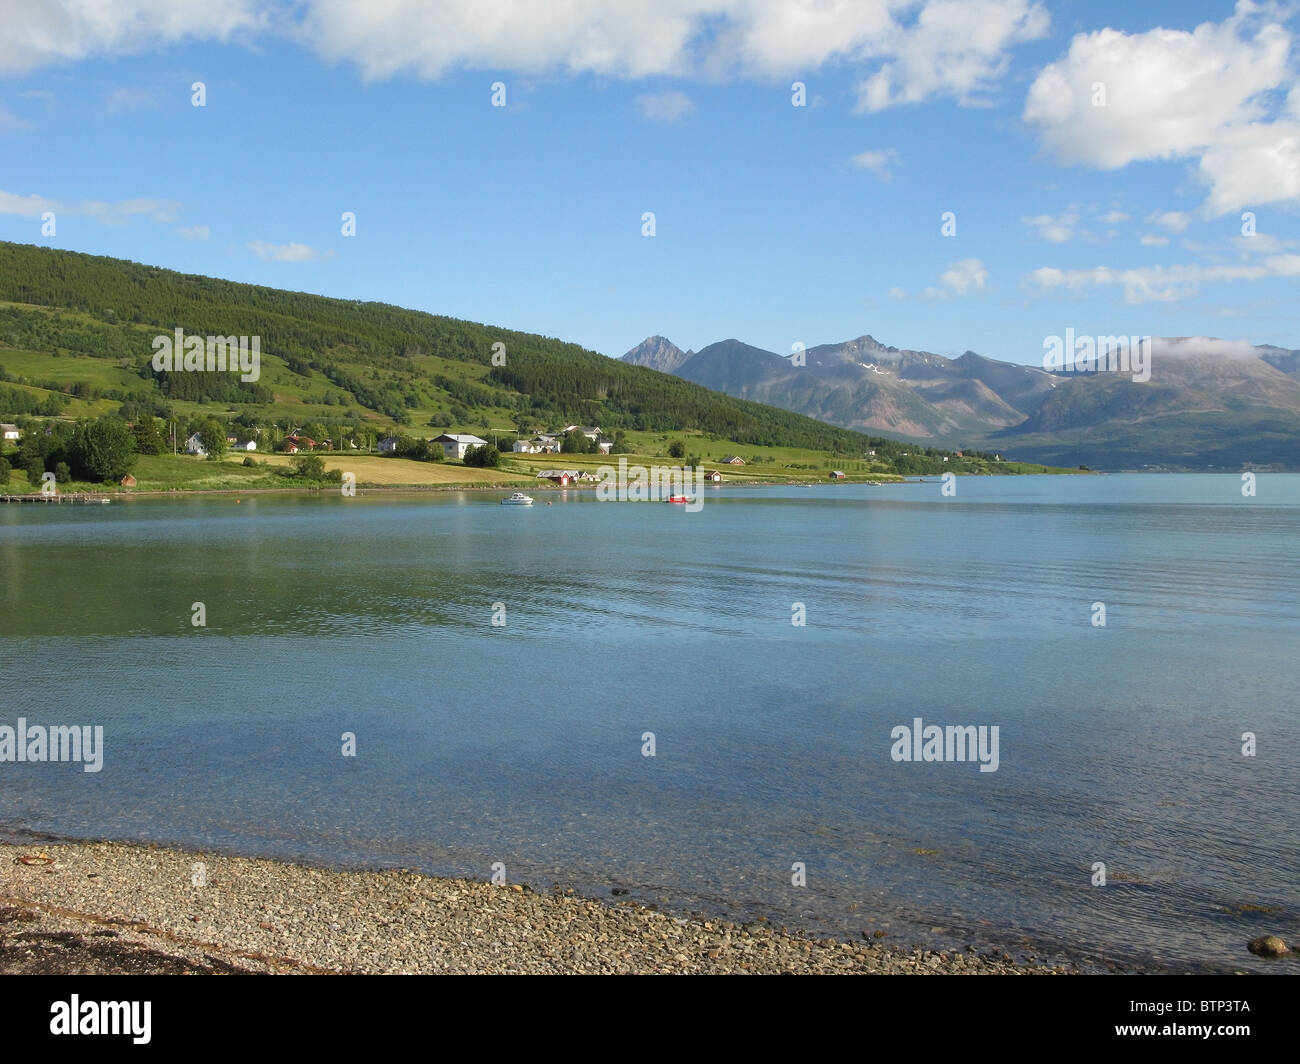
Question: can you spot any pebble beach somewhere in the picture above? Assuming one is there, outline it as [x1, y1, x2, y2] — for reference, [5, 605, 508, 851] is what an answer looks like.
[0, 841, 1082, 975]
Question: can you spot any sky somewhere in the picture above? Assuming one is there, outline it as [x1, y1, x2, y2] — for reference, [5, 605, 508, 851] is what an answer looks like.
[1, 0, 1297, 366]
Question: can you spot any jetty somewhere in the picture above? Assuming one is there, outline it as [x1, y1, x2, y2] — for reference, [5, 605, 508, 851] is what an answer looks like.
[1, 493, 111, 505]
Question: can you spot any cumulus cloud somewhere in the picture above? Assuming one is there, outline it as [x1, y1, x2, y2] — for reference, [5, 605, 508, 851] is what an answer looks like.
[1140, 234, 1169, 247]
[941, 257, 988, 294]
[635, 90, 695, 123]
[1023, 2, 1300, 215]
[888, 286, 906, 299]
[0, 0, 267, 76]
[851, 148, 898, 181]
[922, 258, 989, 299]
[249, 241, 336, 262]
[0, 2, 1049, 114]
[856, 0, 1049, 110]
[1026, 254, 1300, 303]
[301, 0, 1048, 95]
[175, 225, 210, 240]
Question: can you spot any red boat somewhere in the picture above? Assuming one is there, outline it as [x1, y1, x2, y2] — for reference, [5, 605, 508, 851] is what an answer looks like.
[665, 495, 691, 503]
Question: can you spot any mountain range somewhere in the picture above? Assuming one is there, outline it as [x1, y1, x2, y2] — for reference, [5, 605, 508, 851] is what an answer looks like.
[623, 334, 1300, 470]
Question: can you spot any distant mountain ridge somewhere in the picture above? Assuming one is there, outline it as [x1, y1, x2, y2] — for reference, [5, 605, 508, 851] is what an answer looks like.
[622, 333, 1300, 470]
[622, 335, 695, 374]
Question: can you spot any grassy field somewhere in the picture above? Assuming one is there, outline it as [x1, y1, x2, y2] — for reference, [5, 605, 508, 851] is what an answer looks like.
[1, 452, 534, 494]
[253, 452, 533, 487]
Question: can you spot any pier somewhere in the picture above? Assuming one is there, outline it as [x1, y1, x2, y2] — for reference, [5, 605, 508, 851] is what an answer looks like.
[0, 494, 111, 504]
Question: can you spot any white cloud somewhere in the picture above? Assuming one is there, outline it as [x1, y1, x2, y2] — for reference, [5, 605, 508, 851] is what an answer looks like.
[0, 2, 1049, 114]
[1148, 210, 1189, 233]
[1140, 234, 1169, 247]
[850, 148, 898, 181]
[1026, 254, 1300, 303]
[81, 198, 179, 225]
[1148, 336, 1269, 361]
[635, 90, 695, 124]
[1023, 211, 1078, 242]
[0, 0, 267, 76]
[1197, 119, 1300, 216]
[856, 0, 1049, 111]
[1023, 3, 1300, 215]
[1102, 210, 1129, 224]
[940, 257, 988, 295]
[1232, 232, 1296, 254]
[0, 189, 56, 216]
[888, 286, 906, 299]
[175, 225, 210, 240]
[0, 188, 177, 224]
[249, 241, 336, 262]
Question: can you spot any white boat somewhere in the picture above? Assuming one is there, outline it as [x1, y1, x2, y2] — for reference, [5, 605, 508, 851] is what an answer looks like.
[501, 492, 534, 506]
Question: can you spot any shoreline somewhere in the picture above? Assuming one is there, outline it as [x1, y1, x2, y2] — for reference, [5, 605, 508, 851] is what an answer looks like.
[17, 476, 925, 501]
[0, 840, 1095, 975]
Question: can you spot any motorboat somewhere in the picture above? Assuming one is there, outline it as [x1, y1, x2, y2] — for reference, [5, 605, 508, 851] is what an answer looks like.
[501, 492, 534, 505]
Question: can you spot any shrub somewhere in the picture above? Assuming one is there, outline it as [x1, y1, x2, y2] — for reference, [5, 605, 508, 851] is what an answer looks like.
[463, 444, 500, 468]
[292, 455, 326, 479]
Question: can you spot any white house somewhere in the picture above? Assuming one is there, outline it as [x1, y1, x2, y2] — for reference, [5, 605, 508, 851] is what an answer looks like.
[433, 433, 488, 460]
[514, 434, 566, 454]
[1, 423, 19, 441]
[235, 440, 257, 451]
[185, 432, 207, 456]
[377, 436, 401, 454]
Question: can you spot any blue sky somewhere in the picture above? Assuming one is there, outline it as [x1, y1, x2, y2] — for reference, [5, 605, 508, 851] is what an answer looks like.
[1, 1, 1297, 365]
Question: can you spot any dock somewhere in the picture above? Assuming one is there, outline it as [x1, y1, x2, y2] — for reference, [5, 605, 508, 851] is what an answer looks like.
[0, 493, 111, 504]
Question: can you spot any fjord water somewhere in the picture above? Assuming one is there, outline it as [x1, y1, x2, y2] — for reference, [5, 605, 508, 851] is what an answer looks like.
[1, 475, 1296, 971]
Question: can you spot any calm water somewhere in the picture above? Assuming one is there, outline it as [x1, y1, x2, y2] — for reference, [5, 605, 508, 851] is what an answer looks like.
[1, 475, 1296, 971]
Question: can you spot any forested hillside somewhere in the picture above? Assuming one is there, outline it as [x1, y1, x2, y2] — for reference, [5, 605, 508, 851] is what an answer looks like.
[0, 241, 916, 455]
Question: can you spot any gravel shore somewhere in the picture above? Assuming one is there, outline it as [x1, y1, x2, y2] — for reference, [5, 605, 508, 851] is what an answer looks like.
[1, 841, 1075, 975]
